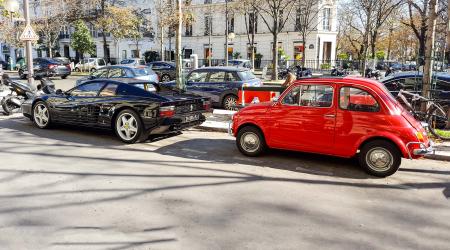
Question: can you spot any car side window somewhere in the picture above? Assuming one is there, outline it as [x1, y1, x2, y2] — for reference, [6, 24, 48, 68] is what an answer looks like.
[99, 83, 119, 97]
[225, 72, 239, 82]
[299, 85, 333, 107]
[209, 71, 225, 82]
[92, 68, 108, 78]
[98, 59, 106, 66]
[281, 86, 301, 105]
[124, 69, 134, 77]
[339, 87, 380, 112]
[71, 82, 105, 97]
[108, 68, 124, 78]
[187, 71, 208, 82]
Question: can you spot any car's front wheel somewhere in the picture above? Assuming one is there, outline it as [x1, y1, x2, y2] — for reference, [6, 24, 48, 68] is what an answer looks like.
[161, 74, 171, 82]
[236, 126, 266, 157]
[61, 75, 68, 79]
[33, 101, 51, 128]
[358, 140, 401, 177]
[18, 70, 26, 79]
[114, 109, 145, 144]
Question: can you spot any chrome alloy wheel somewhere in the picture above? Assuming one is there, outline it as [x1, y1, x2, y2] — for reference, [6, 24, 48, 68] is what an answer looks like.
[240, 132, 260, 153]
[33, 103, 49, 127]
[366, 147, 393, 172]
[116, 113, 139, 141]
[224, 96, 237, 110]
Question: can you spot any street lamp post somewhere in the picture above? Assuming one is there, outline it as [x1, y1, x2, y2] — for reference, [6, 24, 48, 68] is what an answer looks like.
[23, 0, 35, 89]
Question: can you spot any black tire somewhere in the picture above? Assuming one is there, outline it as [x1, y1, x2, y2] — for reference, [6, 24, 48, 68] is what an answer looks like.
[90, 68, 97, 73]
[427, 105, 450, 140]
[1, 96, 15, 116]
[358, 140, 401, 177]
[74, 68, 80, 72]
[32, 101, 52, 129]
[236, 126, 266, 157]
[18, 70, 26, 80]
[222, 94, 238, 110]
[161, 74, 171, 82]
[61, 75, 68, 79]
[113, 109, 146, 144]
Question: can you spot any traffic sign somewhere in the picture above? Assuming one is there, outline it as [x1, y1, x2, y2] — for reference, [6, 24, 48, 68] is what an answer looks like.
[20, 24, 39, 41]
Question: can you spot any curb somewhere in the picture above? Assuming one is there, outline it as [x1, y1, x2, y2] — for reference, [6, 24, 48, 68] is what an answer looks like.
[424, 154, 450, 162]
[195, 125, 228, 133]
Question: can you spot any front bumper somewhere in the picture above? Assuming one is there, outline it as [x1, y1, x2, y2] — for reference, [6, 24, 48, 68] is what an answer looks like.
[406, 141, 435, 159]
[228, 121, 233, 136]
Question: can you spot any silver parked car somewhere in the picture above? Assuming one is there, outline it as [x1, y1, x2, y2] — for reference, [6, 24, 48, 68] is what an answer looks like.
[76, 65, 159, 86]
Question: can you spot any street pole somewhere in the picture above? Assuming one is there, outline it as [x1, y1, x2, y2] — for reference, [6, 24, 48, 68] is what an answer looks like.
[175, 0, 183, 89]
[23, 0, 35, 90]
[225, 0, 228, 66]
[208, 15, 212, 67]
[422, 0, 437, 112]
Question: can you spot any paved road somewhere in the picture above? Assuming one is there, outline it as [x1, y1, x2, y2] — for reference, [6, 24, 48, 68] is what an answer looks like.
[0, 113, 449, 249]
[3, 72, 82, 91]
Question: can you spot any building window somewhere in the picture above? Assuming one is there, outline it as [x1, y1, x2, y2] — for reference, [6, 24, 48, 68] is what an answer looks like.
[122, 50, 127, 59]
[204, 15, 212, 36]
[185, 23, 193, 36]
[249, 12, 258, 33]
[89, 25, 97, 38]
[131, 50, 139, 58]
[227, 14, 234, 33]
[322, 8, 331, 31]
[295, 8, 304, 31]
[204, 0, 211, 3]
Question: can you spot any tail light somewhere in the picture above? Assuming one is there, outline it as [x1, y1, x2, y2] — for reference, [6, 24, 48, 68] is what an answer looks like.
[202, 100, 211, 110]
[48, 64, 57, 69]
[159, 105, 175, 117]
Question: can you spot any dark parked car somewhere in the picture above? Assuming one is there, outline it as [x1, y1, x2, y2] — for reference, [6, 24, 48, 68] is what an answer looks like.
[147, 61, 176, 82]
[381, 72, 450, 101]
[76, 65, 159, 86]
[18, 57, 71, 79]
[22, 80, 211, 143]
[163, 67, 262, 110]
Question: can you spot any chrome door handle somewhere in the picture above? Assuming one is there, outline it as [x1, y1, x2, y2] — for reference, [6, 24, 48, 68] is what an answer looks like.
[324, 114, 336, 118]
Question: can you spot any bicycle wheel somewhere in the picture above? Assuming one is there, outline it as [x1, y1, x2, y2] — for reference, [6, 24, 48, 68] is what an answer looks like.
[428, 105, 450, 140]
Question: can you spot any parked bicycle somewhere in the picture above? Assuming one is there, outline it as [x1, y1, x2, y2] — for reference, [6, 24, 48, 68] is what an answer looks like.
[396, 89, 450, 140]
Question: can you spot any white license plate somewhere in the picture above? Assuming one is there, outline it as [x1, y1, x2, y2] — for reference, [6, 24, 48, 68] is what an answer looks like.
[184, 114, 199, 122]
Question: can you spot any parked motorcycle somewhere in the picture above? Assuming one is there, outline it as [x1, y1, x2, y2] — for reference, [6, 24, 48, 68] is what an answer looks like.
[331, 66, 348, 76]
[365, 68, 381, 80]
[1, 74, 55, 116]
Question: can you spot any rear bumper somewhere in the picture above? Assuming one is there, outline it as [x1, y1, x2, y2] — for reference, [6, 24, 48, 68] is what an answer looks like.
[149, 114, 206, 135]
[406, 141, 434, 159]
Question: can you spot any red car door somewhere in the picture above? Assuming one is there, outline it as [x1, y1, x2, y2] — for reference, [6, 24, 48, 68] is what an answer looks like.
[268, 83, 336, 154]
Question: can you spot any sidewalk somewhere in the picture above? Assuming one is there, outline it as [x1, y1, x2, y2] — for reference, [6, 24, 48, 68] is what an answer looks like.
[425, 141, 450, 161]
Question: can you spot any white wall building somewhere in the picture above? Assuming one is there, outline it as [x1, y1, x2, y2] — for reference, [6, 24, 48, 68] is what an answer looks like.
[170, 0, 338, 68]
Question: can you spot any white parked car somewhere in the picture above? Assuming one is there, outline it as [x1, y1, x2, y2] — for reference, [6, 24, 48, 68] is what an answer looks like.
[74, 58, 106, 72]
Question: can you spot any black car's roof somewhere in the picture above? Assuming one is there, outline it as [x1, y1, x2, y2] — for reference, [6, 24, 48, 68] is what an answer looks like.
[192, 66, 249, 72]
[98, 65, 150, 70]
[381, 71, 450, 82]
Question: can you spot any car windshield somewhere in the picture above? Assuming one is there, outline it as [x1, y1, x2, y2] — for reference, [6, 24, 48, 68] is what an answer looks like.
[133, 67, 151, 76]
[54, 58, 69, 64]
[237, 70, 256, 81]
[129, 83, 157, 92]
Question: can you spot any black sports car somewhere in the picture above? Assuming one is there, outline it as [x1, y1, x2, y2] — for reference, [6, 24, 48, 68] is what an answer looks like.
[22, 79, 211, 143]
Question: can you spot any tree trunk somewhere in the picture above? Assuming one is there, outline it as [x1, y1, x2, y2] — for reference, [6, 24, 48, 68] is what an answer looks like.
[48, 40, 52, 58]
[102, 32, 109, 63]
[160, 25, 165, 61]
[272, 33, 278, 80]
[422, 0, 437, 107]
[301, 33, 306, 67]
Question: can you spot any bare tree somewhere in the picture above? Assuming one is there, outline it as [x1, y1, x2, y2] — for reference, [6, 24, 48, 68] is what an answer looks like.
[257, 0, 296, 80]
[292, 0, 321, 67]
[235, 0, 261, 70]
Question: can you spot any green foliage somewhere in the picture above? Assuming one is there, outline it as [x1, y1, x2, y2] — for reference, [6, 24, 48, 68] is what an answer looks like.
[338, 53, 349, 60]
[70, 20, 95, 57]
[320, 63, 331, 69]
[255, 53, 263, 60]
[233, 52, 241, 59]
[375, 50, 385, 60]
[278, 47, 290, 60]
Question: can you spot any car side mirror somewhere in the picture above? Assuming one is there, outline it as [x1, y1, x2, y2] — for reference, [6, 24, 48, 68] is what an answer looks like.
[55, 89, 63, 95]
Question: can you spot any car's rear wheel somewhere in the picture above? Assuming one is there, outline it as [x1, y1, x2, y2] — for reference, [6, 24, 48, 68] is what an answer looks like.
[74, 68, 80, 72]
[61, 75, 68, 79]
[222, 95, 238, 110]
[90, 68, 96, 73]
[236, 126, 266, 157]
[161, 74, 171, 82]
[359, 140, 401, 177]
[114, 109, 145, 144]
[33, 101, 51, 128]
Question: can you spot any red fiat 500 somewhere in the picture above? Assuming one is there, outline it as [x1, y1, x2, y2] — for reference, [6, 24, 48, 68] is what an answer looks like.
[230, 77, 433, 177]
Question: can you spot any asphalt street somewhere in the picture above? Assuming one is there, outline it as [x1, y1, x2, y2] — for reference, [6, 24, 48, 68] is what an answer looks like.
[0, 111, 449, 250]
